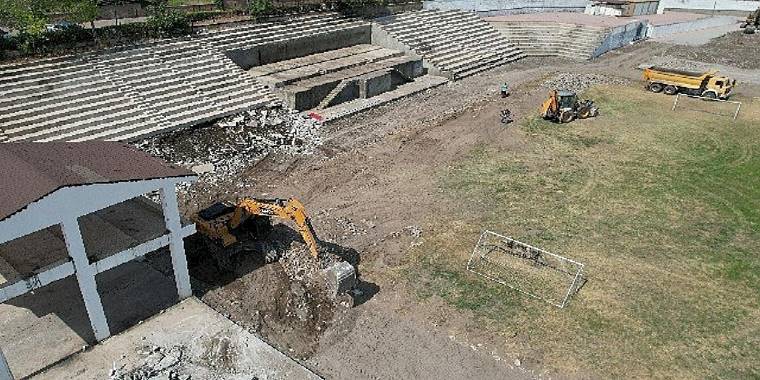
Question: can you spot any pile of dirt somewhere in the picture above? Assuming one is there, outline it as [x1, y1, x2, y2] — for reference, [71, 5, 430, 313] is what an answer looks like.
[665, 30, 760, 70]
[133, 106, 322, 207]
[185, 226, 355, 360]
[541, 72, 631, 93]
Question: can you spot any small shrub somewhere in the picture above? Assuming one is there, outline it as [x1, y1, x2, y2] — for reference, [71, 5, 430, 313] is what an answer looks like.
[147, 4, 191, 37]
[248, 0, 273, 18]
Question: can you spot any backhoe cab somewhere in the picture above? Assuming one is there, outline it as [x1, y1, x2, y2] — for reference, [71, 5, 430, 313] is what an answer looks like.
[540, 89, 599, 123]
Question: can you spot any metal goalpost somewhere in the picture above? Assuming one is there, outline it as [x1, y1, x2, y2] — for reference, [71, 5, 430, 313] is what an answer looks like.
[672, 93, 742, 121]
[467, 230, 585, 309]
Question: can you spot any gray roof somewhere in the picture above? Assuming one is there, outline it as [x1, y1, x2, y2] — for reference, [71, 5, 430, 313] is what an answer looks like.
[0, 142, 193, 221]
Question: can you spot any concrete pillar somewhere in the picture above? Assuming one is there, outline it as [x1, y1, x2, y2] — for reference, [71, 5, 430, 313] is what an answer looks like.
[61, 218, 111, 342]
[0, 347, 12, 380]
[160, 185, 192, 299]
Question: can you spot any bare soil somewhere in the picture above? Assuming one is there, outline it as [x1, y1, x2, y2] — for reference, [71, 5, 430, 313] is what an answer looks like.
[168, 39, 760, 379]
[665, 30, 760, 70]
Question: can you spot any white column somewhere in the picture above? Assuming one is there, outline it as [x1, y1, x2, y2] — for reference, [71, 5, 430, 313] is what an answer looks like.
[61, 218, 111, 341]
[0, 347, 13, 380]
[160, 185, 192, 299]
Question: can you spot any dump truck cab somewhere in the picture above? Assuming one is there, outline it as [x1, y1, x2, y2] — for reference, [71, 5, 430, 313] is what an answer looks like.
[704, 75, 735, 99]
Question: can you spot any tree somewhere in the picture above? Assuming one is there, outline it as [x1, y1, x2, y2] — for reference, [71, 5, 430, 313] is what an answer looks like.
[0, 0, 97, 37]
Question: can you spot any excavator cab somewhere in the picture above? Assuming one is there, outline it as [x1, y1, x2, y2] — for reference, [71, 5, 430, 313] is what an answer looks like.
[192, 197, 321, 270]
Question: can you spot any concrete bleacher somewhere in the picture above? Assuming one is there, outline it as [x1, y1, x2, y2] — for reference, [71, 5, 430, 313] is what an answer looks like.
[200, 12, 373, 69]
[0, 39, 274, 142]
[374, 10, 525, 79]
[249, 44, 446, 112]
[491, 23, 608, 60]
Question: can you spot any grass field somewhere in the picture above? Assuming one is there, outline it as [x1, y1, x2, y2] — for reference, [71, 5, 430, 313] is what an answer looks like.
[407, 86, 760, 379]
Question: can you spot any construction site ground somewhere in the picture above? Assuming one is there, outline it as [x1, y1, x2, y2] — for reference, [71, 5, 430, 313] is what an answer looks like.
[20, 35, 760, 379]
[153, 35, 760, 379]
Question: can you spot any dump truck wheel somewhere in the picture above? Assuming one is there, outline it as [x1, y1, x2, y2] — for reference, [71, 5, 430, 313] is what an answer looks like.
[702, 91, 717, 99]
[664, 85, 678, 95]
[745, 25, 756, 34]
[649, 83, 664, 93]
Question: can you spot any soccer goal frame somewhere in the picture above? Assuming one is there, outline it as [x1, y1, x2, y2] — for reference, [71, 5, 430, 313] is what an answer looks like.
[671, 93, 742, 121]
[467, 230, 585, 309]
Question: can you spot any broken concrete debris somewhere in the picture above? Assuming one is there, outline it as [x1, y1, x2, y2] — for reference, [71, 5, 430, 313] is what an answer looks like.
[542, 72, 630, 93]
[110, 345, 189, 380]
[133, 107, 322, 194]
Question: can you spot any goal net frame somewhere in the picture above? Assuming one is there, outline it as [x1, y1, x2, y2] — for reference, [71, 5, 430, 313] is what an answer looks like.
[672, 93, 742, 121]
[467, 230, 585, 308]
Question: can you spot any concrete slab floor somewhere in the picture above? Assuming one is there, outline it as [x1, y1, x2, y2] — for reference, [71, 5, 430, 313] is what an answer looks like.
[0, 260, 180, 379]
[652, 22, 741, 45]
[36, 297, 321, 380]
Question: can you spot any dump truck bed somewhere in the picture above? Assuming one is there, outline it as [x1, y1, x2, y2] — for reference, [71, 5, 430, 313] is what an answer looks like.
[643, 67, 712, 90]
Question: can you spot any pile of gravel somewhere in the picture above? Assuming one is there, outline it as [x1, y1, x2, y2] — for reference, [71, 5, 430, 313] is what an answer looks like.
[542, 72, 630, 93]
[134, 107, 322, 194]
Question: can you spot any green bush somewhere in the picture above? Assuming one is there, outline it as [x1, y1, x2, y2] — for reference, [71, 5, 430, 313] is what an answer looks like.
[248, 0, 273, 18]
[147, 4, 191, 37]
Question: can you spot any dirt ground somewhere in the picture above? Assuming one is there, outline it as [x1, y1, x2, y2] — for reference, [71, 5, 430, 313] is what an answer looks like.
[167, 40, 760, 379]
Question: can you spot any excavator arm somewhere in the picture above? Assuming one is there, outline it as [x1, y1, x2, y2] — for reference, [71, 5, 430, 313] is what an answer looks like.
[229, 198, 320, 259]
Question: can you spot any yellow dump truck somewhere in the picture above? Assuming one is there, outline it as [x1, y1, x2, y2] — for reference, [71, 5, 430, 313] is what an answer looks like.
[643, 67, 735, 99]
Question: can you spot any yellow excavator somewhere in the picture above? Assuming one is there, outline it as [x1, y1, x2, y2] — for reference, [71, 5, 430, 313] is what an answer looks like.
[192, 198, 320, 269]
[540, 89, 599, 123]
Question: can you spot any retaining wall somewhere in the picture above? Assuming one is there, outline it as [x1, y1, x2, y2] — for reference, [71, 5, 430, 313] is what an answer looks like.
[657, 0, 758, 12]
[422, 0, 588, 15]
[225, 25, 372, 69]
[647, 15, 738, 36]
[593, 20, 647, 57]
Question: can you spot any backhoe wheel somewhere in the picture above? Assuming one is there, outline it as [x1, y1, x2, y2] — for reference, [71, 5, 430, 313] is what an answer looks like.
[664, 85, 678, 95]
[648, 83, 664, 93]
[559, 111, 576, 123]
[580, 108, 591, 119]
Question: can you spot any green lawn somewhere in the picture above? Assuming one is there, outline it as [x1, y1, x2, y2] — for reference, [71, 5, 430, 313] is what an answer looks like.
[407, 86, 760, 379]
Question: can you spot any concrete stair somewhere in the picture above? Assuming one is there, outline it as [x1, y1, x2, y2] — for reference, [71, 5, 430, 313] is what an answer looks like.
[200, 13, 369, 52]
[0, 39, 273, 142]
[374, 9, 525, 80]
[490, 22, 609, 60]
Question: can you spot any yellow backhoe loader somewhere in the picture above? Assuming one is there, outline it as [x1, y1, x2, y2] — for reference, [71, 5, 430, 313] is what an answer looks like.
[540, 89, 599, 123]
[192, 198, 320, 269]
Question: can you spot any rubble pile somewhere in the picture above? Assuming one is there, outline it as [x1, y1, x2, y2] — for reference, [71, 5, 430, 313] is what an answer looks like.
[648, 56, 710, 73]
[110, 346, 190, 380]
[542, 72, 630, 93]
[134, 107, 322, 193]
[665, 31, 760, 70]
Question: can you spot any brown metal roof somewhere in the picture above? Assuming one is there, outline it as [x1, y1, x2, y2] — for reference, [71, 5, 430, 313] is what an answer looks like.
[0, 142, 194, 221]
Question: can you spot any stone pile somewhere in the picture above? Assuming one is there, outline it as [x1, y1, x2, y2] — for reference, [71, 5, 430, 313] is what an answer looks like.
[134, 106, 322, 193]
[541, 72, 630, 93]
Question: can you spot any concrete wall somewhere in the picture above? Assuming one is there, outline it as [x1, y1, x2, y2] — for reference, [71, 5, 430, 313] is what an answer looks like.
[226, 25, 372, 69]
[96, 3, 145, 20]
[593, 20, 647, 57]
[422, 0, 589, 15]
[658, 0, 759, 12]
[647, 15, 738, 36]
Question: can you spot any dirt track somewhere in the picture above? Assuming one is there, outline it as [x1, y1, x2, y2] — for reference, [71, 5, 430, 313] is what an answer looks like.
[176, 41, 760, 379]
